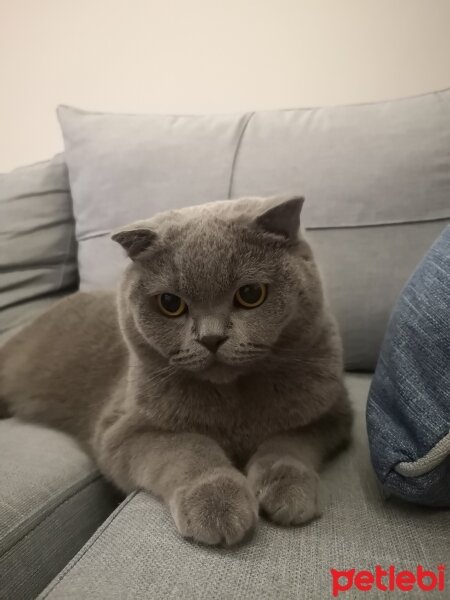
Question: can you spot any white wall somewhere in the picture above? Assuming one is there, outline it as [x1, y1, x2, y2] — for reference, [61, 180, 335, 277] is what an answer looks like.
[1, 0, 450, 171]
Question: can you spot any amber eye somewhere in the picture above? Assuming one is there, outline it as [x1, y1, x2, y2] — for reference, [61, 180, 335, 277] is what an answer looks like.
[235, 283, 267, 309]
[157, 293, 187, 317]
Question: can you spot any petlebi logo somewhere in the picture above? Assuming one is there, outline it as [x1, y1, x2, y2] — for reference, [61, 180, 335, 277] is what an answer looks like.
[330, 565, 446, 596]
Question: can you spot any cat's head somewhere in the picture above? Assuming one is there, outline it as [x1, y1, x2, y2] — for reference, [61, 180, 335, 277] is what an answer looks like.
[113, 196, 324, 384]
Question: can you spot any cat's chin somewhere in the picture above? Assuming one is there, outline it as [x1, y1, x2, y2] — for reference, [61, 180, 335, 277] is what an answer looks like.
[193, 363, 241, 385]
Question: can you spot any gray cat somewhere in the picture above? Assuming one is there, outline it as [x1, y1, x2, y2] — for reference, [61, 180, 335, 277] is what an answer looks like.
[0, 195, 352, 546]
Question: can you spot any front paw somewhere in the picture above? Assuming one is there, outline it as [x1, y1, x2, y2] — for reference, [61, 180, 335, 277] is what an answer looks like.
[248, 457, 321, 526]
[169, 469, 258, 546]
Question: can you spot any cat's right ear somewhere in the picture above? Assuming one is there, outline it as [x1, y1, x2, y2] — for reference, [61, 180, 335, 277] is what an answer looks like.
[111, 227, 157, 260]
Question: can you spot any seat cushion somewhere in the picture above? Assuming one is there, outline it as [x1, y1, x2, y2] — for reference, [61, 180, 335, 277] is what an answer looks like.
[367, 226, 450, 507]
[0, 419, 118, 600]
[39, 375, 450, 599]
[0, 155, 78, 344]
[58, 91, 450, 370]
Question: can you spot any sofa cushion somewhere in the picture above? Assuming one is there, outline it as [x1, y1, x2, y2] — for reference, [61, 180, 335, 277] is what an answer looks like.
[58, 107, 249, 291]
[0, 155, 78, 343]
[58, 91, 450, 370]
[0, 419, 118, 600]
[367, 226, 450, 507]
[39, 375, 450, 600]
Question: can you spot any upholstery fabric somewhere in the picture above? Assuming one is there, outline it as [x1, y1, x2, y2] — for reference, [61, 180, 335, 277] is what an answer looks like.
[0, 156, 78, 343]
[367, 226, 450, 507]
[58, 106, 249, 291]
[40, 375, 450, 600]
[58, 90, 450, 370]
[0, 419, 118, 600]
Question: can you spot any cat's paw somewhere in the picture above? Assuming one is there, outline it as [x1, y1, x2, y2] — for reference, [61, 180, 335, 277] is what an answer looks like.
[169, 469, 258, 546]
[249, 457, 321, 526]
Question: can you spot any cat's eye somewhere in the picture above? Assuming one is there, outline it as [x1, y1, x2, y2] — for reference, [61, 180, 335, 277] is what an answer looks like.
[157, 293, 187, 317]
[234, 283, 267, 309]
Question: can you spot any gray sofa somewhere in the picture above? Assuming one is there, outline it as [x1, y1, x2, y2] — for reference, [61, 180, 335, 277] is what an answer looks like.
[1, 90, 449, 599]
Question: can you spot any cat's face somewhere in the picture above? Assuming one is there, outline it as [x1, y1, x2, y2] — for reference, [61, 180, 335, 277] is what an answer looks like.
[115, 197, 322, 384]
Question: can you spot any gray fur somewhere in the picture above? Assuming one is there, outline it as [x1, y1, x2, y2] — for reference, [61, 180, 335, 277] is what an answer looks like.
[0, 196, 352, 546]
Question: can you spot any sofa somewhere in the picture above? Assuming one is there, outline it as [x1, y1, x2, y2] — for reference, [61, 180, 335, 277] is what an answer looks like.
[0, 89, 449, 599]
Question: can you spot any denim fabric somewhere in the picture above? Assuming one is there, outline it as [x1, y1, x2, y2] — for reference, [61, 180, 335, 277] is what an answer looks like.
[366, 225, 450, 507]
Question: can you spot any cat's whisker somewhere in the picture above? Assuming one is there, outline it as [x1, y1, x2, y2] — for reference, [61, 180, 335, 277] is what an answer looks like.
[131, 364, 177, 389]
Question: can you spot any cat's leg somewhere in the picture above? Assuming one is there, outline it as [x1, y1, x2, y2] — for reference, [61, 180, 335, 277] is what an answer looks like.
[245, 393, 352, 525]
[95, 418, 258, 546]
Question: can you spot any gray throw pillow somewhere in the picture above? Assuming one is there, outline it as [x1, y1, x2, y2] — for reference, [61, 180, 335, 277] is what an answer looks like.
[58, 91, 450, 370]
[0, 155, 78, 342]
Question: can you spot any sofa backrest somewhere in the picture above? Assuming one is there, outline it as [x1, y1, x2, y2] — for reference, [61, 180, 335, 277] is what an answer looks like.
[230, 98, 450, 368]
[58, 90, 450, 370]
[2, 91, 449, 368]
[0, 155, 78, 342]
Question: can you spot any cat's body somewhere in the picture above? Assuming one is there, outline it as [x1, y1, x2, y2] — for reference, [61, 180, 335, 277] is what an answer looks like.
[0, 196, 352, 546]
[0, 290, 346, 465]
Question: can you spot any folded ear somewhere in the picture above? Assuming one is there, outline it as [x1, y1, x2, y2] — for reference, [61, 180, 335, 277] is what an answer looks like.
[255, 196, 304, 242]
[111, 227, 156, 260]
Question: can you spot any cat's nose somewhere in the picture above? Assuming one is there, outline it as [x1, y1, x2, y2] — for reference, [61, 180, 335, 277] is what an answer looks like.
[198, 334, 228, 353]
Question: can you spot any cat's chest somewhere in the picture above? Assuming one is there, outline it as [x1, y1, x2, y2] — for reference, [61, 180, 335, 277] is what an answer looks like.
[150, 377, 308, 462]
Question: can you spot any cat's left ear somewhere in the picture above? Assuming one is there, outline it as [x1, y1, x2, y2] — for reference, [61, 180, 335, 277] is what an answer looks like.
[255, 196, 304, 242]
[111, 227, 157, 260]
